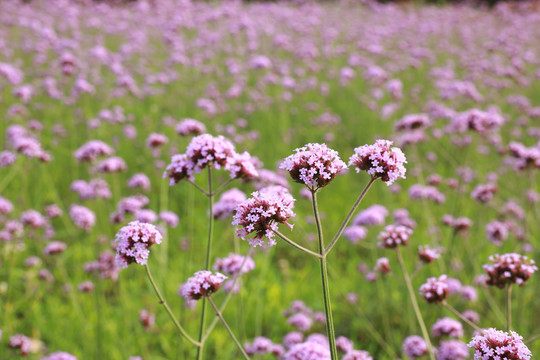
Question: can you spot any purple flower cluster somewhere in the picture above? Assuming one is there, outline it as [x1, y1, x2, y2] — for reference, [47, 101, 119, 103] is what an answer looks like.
[213, 188, 247, 220]
[468, 328, 531, 360]
[436, 340, 469, 360]
[419, 275, 450, 304]
[244, 336, 284, 357]
[348, 140, 407, 185]
[69, 205, 96, 231]
[40, 351, 78, 360]
[74, 140, 114, 163]
[283, 341, 331, 360]
[279, 143, 347, 190]
[164, 134, 258, 184]
[176, 118, 206, 136]
[232, 191, 295, 247]
[483, 253, 538, 288]
[402, 335, 428, 359]
[378, 224, 413, 248]
[431, 317, 464, 338]
[180, 270, 227, 300]
[114, 221, 163, 268]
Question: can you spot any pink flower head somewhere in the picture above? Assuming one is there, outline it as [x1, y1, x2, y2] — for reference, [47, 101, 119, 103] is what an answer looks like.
[468, 328, 531, 360]
[69, 205, 96, 231]
[436, 340, 469, 360]
[213, 253, 255, 276]
[114, 221, 163, 268]
[9, 334, 32, 356]
[74, 140, 114, 163]
[232, 191, 295, 247]
[96, 156, 127, 173]
[283, 341, 330, 360]
[40, 351, 78, 360]
[279, 143, 346, 190]
[21, 209, 48, 228]
[44, 241, 67, 255]
[419, 275, 450, 304]
[180, 270, 227, 300]
[176, 118, 206, 136]
[159, 211, 179, 227]
[418, 245, 442, 263]
[342, 350, 372, 360]
[225, 151, 259, 180]
[483, 253, 537, 288]
[0, 196, 14, 215]
[378, 224, 413, 248]
[213, 188, 247, 220]
[145, 133, 168, 149]
[127, 173, 151, 191]
[186, 134, 235, 169]
[431, 317, 464, 338]
[402, 335, 428, 359]
[348, 140, 407, 185]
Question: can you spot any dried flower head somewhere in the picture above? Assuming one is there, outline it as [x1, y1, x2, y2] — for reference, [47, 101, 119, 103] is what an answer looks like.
[348, 140, 407, 185]
[280, 143, 347, 190]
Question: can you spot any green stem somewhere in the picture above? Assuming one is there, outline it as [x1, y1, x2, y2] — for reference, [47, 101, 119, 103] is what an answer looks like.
[273, 229, 322, 259]
[144, 265, 200, 346]
[203, 248, 255, 342]
[214, 177, 236, 196]
[197, 166, 215, 360]
[395, 248, 436, 360]
[207, 297, 250, 360]
[507, 284, 512, 331]
[526, 333, 540, 345]
[311, 190, 338, 360]
[325, 177, 375, 255]
[188, 180, 210, 197]
[443, 302, 483, 333]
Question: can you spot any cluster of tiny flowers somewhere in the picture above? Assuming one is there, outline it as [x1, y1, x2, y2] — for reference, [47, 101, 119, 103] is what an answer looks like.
[468, 328, 531, 360]
[213, 253, 255, 276]
[508, 142, 540, 170]
[244, 336, 285, 357]
[279, 143, 347, 190]
[180, 271, 227, 300]
[402, 335, 428, 359]
[471, 183, 498, 203]
[419, 275, 450, 304]
[96, 156, 127, 173]
[69, 205, 96, 231]
[127, 173, 151, 191]
[232, 191, 295, 247]
[283, 341, 331, 360]
[485, 220, 509, 246]
[483, 253, 538, 288]
[114, 221, 163, 268]
[43, 241, 67, 255]
[377, 224, 413, 248]
[418, 245, 442, 263]
[431, 317, 464, 338]
[9, 334, 32, 355]
[70, 179, 111, 200]
[348, 139, 407, 186]
[84, 252, 119, 281]
[436, 340, 469, 360]
[213, 188, 247, 220]
[40, 351, 78, 360]
[176, 118, 206, 136]
[74, 140, 114, 163]
[408, 184, 446, 204]
[225, 151, 259, 180]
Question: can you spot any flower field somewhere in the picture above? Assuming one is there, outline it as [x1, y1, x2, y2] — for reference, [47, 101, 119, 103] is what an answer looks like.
[1, 0, 540, 359]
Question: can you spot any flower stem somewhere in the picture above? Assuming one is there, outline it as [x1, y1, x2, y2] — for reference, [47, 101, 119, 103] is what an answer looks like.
[203, 248, 255, 342]
[188, 180, 210, 197]
[443, 302, 483, 333]
[311, 190, 338, 360]
[273, 229, 322, 259]
[325, 177, 375, 255]
[214, 177, 235, 196]
[395, 248, 436, 360]
[526, 333, 540, 345]
[207, 297, 251, 360]
[197, 166, 215, 360]
[507, 284, 512, 331]
[144, 264, 200, 346]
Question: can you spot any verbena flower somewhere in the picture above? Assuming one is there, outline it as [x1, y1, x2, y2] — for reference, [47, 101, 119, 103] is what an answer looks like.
[483, 253, 537, 288]
[283, 341, 331, 360]
[232, 191, 295, 247]
[180, 270, 227, 300]
[468, 328, 531, 360]
[348, 140, 406, 185]
[431, 317, 464, 338]
[213, 253, 255, 276]
[402, 335, 428, 359]
[419, 275, 450, 304]
[378, 224, 412, 248]
[436, 340, 469, 360]
[40, 351, 77, 360]
[114, 221, 163, 268]
[280, 143, 346, 190]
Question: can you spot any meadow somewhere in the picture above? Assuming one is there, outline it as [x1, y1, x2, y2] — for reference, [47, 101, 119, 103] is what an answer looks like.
[1, 0, 540, 359]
